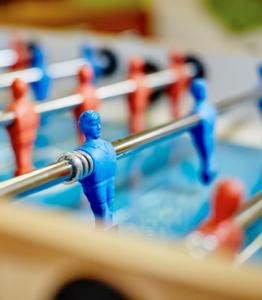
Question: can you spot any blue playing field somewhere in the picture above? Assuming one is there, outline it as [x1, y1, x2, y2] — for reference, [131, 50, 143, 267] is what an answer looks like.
[0, 111, 261, 246]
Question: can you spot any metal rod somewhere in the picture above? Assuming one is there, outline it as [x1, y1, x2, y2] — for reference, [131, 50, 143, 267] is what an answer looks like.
[0, 67, 192, 127]
[234, 232, 262, 266]
[0, 68, 42, 87]
[0, 111, 15, 127]
[215, 87, 260, 113]
[234, 191, 262, 265]
[0, 58, 89, 88]
[234, 191, 262, 228]
[113, 114, 200, 158]
[0, 161, 72, 197]
[0, 49, 18, 68]
[45, 58, 88, 80]
[0, 65, 259, 128]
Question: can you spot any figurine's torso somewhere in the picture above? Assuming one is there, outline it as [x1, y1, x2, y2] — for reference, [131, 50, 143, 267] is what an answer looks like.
[6, 100, 39, 145]
[80, 138, 116, 187]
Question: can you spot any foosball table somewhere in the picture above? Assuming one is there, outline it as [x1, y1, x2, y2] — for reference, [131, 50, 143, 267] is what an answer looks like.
[0, 29, 261, 300]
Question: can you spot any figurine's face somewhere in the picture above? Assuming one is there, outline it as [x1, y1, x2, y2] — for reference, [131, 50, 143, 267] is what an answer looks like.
[87, 119, 101, 139]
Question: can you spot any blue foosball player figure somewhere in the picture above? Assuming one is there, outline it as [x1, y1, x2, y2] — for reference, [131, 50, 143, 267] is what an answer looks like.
[189, 79, 217, 184]
[258, 64, 262, 115]
[78, 110, 117, 226]
[29, 43, 51, 101]
[259, 99, 262, 114]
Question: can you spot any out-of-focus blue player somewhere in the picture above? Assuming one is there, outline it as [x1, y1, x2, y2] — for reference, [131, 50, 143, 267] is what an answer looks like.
[189, 79, 217, 184]
[258, 64, 262, 115]
[29, 43, 51, 101]
[78, 110, 117, 226]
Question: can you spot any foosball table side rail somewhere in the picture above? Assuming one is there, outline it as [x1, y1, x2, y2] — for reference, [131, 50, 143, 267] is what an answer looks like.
[0, 199, 261, 300]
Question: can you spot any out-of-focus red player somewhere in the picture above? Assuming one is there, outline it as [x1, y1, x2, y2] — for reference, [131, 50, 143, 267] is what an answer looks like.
[127, 56, 151, 134]
[6, 78, 40, 176]
[10, 34, 30, 71]
[168, 49, 189, 119]
[74, 65, 100, 144]
[198, 178, 245, 254]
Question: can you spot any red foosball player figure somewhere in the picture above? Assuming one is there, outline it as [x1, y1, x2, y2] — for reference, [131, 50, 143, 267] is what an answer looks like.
[74, 65, 100, 144]
[10, 33, 30, 71]
[167, 49, 189, 119]
[127, 56, 151, 134]
[200, 178, 245, 232]
[198, 178, 245, 254]
[6, 78, 40, 176]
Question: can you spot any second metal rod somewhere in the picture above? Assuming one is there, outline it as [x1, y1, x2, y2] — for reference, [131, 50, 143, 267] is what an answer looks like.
[234, 191, 262, 229]
[0, 68, 192, 127]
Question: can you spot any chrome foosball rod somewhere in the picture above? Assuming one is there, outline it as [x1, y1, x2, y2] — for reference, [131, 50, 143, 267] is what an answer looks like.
[0, 77, 259, 198]
[236, 231, 262, 266]
[233, 190, 262, 265]
[0, 48, 19, 69]
[0, 64, 259, 127]
[0, 67, 195, 126]
[0, 57, 89, 86]
[0, 45, 203, 90]
[0, 42, 118, 100]
[231, 190, 262, 266]
[234, 191, 262, 229]
[0, 45, 85, 72]
[0, 54, 108, 88]
[0, 34, 30, 69]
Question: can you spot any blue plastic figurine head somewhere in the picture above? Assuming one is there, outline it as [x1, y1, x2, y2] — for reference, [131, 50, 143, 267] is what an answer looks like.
[79, 110, 101, 140]
[190, 79, 207, 102]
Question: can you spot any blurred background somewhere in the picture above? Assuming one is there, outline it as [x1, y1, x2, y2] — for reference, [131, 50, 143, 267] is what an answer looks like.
[0, 0, 261, 54]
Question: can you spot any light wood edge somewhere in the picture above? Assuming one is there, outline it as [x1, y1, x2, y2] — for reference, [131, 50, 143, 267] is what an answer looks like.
[0, 200, 261, 299]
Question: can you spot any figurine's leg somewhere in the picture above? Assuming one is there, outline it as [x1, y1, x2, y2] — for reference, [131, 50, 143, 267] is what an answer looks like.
[15, 145, 34, 176]
[190, 128, 216, 184]
[137, 113, 146, 133]
[129, 113, 145, 134]
[129, 114, 134, 134]
[259, 98, 262, 115]
[169, 87, 180, 119]
[84, 184, 112, 225]
[106, 178, 115, 218]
